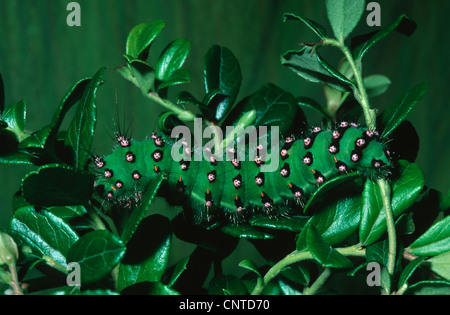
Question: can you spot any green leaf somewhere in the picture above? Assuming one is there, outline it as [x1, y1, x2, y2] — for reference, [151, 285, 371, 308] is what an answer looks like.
[310, 195, 362, 246]
[249, 215, 309, 233]
[66, 230, 126, 284]
[126, 20, 165, 60]
[2, 100, 26, 141]
[9, 207, 79, 268]
[157, 68, 190, 91]
[222, 83, 299, 137]
[156, 39, 190, 81]
[352, 14, 417, 61]
[281, 47, 353, 92]
[121, 173, 165, 243]
[426, 251, 450, 281]
[167, 256, 190, 288]
[325, 0, 365, 42]
[378, 81, 429, 139]
[398, 256, 426, 290]
[283, 13, 327, 39]
[17, 125, 51, 149]
[0, 232, 19, 266]
[221, 224, 274, 240]
[128, 60, 156, 94]
[303, 171, 360, 214]
[49, 77, 91, 140]
[364, 75, 391, 98]
[208, 274, 247, 295]
[117, 215, 172, 292]
[306, 225, 353, 268]
[203, 45, 242, 121]
[65, 67, 105, 169]
[21, 164, 95, 207]
[238, 259, 261, 278]
[360, 161, 425, 245]
[409, 216, 450, 256]
[406, 280, 450, 295]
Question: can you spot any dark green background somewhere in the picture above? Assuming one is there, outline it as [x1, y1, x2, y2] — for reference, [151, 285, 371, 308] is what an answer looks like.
[0, 0, 448, 230]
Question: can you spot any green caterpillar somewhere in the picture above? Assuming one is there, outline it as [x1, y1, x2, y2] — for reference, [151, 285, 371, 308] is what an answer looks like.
[94, 121, 391, 225]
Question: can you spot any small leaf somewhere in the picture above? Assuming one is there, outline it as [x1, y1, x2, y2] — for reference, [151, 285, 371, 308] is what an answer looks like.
[325, 0, 366, 42]
[281, 47, 353, 92]
[167, 256, 190, 288]
[249, 215, 309, 233]
[409, 216, 450, 256]
[126, 20, 165, 60]
[21, 164, 95, 207]
[66, 230, 126, 284]
[156, 39, 190, 81]
[352, 15, 417, 61]
[65, 67, 105, 169]
[0, 232, 19, 266]
[398, 256, 426, 290]
[2, 101, 26, 141]
[283, 13, 327, 39]
[121, 173, 165, 243]
[239, 259, 261, 278]
[203, 45, 242, 121]
[157, 68, 190, 91]
[222, 83, 299, 137]
[307, 225, 353, 268]
[364, 75, 391, 98]
[221, 224, 274, 240]
[378, 81, 429, 139]
[128, 60, 156, 94]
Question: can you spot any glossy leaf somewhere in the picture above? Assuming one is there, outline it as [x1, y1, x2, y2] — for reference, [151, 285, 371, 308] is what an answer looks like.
[2, 100, 26, 141]
[156, 39, 190, 81]
[49, 77, 91, 139]
[66, 230, 126, 283]
[21, 164, 95, 207]
[281, 47, 353, 92]
[325, 0, 365, 42]
[310, 195, 362, 245]
[203, 45, 242, 121]
[283, 13, 327, 39]
[9, 207, 79, 268]
[306, 225, 353, 268]
[352, 14, 417, 61]
[409, 216, 450, 256]
[238, 259, 261, 278]
[223, 83, 299, 137]
[398, 256, 426, 290]
[378, 81, 429, 139]
[117, 215, 172, 292]
[121, 173, 165, 243]
[221, 224, 274, 240]
[126, 20, 165, 60]
[249, 215, 309, 233]
[157, 68, 190, 91]
[360, 161, 425, 245]
[166, 256, 190, 288]
[303, 171, 360, 213]
[65, 67, 105, 169]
